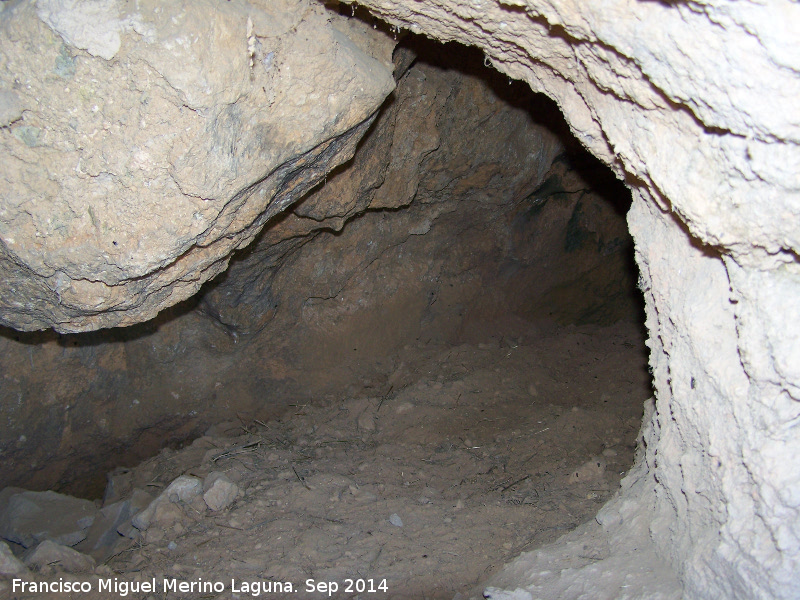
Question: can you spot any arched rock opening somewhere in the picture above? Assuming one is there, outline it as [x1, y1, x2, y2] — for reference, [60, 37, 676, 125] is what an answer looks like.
[1, 30, 652, 596]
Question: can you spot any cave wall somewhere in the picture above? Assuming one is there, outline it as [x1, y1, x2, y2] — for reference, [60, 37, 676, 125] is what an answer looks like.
[0, 36, 637, 500]
[337, 0, 799, 598]
[0, 0, 797, 598]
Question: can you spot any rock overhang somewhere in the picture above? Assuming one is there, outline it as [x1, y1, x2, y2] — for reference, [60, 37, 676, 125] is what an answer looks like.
[0, 0, 396, 332]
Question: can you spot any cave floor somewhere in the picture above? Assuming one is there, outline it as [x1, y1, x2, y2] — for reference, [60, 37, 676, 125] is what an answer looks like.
[15, 318, 651, 600]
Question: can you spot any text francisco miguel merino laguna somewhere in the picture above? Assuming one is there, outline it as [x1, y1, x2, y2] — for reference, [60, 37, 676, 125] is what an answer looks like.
[12, 576, 390, 596]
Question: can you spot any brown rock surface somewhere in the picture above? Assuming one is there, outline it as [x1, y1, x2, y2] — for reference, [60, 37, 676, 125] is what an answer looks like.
[23, 540, 95, 574]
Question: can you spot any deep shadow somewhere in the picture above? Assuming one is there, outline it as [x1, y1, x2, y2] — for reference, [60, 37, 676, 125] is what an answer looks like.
[0, 293, 202, 349]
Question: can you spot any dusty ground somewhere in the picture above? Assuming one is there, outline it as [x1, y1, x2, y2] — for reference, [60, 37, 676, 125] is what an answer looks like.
[4, 318, 651, 600]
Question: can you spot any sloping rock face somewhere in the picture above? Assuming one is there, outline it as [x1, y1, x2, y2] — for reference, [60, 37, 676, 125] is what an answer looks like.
[0, 0, 394, 332]
[344, 0, 799, 598]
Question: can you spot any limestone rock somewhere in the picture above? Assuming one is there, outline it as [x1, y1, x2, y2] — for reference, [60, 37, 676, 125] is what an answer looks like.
[132, 476, 202, 531]
[76, 489, 152, 558]
[23, 540, 95, 573]
[345, 2, 800, 599]
[0, 43, 610, 499]
[148, 501, 184, 530]
[0, 0, 395, 332]
[0, 488, 97, 548]
[0, 541, 28, 577]
[162, 476, 203, 503]
[357, 411, 376, 432]
[116, 489, 155, 538]
[0, 0, 796, 597]
[567, 456, 606, 484]
[203, 473, 239, 512]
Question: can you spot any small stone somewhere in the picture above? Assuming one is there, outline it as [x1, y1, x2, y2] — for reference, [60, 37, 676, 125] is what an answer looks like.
[79, 489, 154, 557]
[567, 456, 607, 484]
[24, 540, 96, 573]
[151, 502, 184, 529]
[164, 476, 203, 503]
[0, 541, 28, 576]
[74, 509, 119, 560]
[132, 476, 201, 531]
[357, 412, 376, 431]
[203, 476, 239, 512]
[116, 489, 154, 538]
[389, 513, 403, 527]
[527, 382, 538, 397]
[189, 494, 208, 514]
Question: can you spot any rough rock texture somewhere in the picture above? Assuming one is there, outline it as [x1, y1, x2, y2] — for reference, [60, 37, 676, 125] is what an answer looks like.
[23, 539, 95, 573]
[0, 540, 28, 577]
[131, 475, 202, 530]
[0, 42, 639, 499]
[203, 473, 239, 512]
[0, 0, 395, 331]
[338, 0, 800, 598]
[0, 488, 97, 548]
[2, 1, 796, 598]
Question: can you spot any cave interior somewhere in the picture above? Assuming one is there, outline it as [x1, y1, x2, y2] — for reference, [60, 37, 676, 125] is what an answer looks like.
[0, 29, 658, 599]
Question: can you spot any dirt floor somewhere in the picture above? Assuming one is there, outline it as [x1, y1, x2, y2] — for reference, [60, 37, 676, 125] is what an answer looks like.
[3, 318, 651, 600]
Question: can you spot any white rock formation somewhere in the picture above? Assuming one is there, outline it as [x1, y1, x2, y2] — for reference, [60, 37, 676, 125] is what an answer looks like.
[0, 0, 395, 331]
[343, 0, 799, 598]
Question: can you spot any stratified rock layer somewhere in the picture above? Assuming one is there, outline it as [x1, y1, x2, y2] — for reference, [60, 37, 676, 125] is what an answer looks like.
[0, 0, 395, 331]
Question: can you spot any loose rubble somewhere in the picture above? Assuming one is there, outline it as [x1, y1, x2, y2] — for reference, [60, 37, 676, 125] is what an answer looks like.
[0, 320, 649, 599]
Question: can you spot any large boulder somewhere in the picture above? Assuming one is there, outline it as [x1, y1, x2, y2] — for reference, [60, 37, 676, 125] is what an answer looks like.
[0, 488, 97, 548]
[0, 0, 395, 332]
